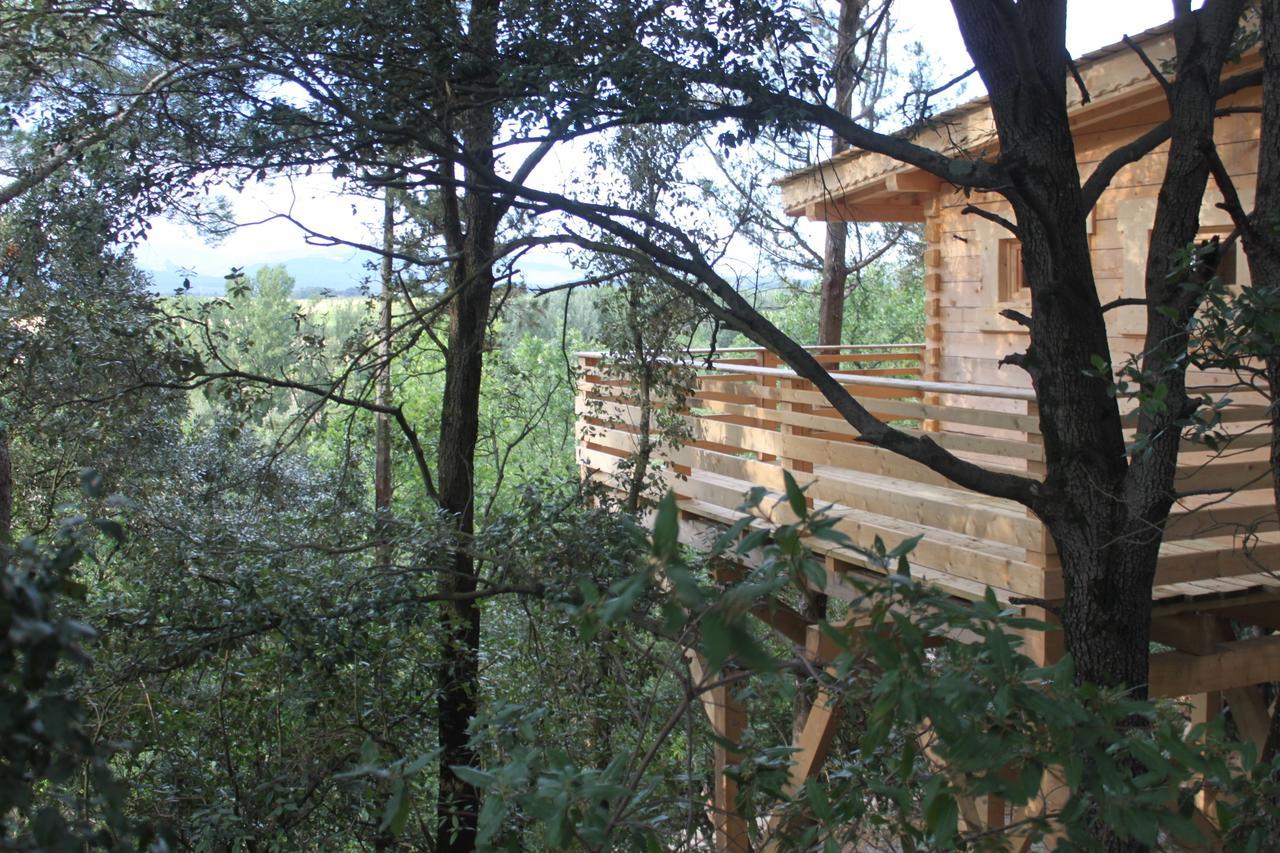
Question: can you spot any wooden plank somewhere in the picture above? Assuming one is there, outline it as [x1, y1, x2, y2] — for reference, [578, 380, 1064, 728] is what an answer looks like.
[1149, 634, 1280, 697]
[709, 678, 749, 853]
[716, 384, 1042, 433]
[784, 686, 842, 794]
[702, 361, 1037, 402]
[1174, 453, 1276, 493]
[750, 600, 812, 646]
[680, 395, 1046, 462]
[1155, 534, 1280, 585]
[677, 470, 1051, 597]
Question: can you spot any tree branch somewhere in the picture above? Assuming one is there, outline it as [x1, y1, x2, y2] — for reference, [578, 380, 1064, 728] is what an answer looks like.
[961, 204, 1019, 237]
[1081, 72, 1262, 210]
[1122, 34, 1172, 97]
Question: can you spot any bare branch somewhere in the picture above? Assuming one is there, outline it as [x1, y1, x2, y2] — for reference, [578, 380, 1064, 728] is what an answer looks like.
[1122, 34, 1172, 96]
[961, 204, 1019, 237]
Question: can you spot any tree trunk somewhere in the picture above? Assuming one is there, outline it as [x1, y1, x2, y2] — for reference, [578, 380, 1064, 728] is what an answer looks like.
[434, 227, 494, 853]
[0, 428, 11, 540]
[434, 4, 500, 849]
[375, 188, 394, 569]
[815, 0, 863, 348]
[624, 297, 654, 515]
[1237, 0, 1280, 766]
[952, 0, 1246, 699]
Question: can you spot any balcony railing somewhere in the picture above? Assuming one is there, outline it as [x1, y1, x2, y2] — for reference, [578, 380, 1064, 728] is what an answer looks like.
[577, 344, 1280, 629]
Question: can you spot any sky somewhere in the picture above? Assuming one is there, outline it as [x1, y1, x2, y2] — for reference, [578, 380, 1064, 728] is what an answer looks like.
[133, 0, 1184, 292]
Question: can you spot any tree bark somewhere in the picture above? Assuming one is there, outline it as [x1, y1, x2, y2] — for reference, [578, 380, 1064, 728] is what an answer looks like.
[434, 3, 500, 850]
[1234, 0, 1280, 766]
[375, 187, 394, 569]
[0, 428, 11, 540]
[950, 0, 1246, 700]
[815, 0, 863, 348]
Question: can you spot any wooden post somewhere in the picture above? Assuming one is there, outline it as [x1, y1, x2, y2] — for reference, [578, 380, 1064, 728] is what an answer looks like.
[756, 349, 778, 463]
[1189, 689, 1222, 823]
[710, 678, 749, 853]
[781, 377, 815, 517]
[921, 200, 945, 432]
[1014, 605, 1068, 846]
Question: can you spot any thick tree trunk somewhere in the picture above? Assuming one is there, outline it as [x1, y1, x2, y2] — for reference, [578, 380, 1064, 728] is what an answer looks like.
[817, 222, 847, 347]
[952, 0, 1246, 701]
[375, 188, 394, 569]
[434, 236, 494, 853]
[1237, 0, 1280, 766]
[435, 276, 490, 853]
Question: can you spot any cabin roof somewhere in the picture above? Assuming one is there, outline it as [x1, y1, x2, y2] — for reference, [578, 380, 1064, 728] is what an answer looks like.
[776, 16, 1259, 222]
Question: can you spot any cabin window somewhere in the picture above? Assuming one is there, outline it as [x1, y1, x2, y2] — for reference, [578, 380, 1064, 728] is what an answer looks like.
[1198, 227, 1236, 285]
[998, 238, 1027, 302]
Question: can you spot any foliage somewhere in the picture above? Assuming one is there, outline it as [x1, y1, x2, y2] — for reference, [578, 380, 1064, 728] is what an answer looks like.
[83, 425, 444, 847]
[457, 482, 1280, 851]
[0, 476, 158, 850]
[764, 250, 925, 347]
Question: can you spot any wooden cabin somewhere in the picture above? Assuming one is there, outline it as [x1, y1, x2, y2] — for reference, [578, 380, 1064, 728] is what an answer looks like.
[577, 20, 1277, 850]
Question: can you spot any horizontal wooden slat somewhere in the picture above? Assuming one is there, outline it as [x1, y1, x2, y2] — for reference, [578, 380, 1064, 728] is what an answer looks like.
[584, 396, 1045, 462]
[1149, 634, 1280, 697]
[579, 344, 1274, 614]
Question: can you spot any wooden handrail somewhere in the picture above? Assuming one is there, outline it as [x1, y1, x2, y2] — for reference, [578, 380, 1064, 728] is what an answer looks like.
[698, 360, 1037, 402]
[576, 343, 925, 359]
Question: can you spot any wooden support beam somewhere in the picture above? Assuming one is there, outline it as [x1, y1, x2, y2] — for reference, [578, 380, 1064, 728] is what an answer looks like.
[785, 686, 842, 795]
[1151, 613, 1218, 655]
[710, 678, 749, 853]
[1207, 602, 1280, 631]
[1188, 691, 1222, 830]
[1159, 617, 1279, 751]
[1149, 634, 1280, 697]
[685, 650, 718, 728]
[804, 199, 927, 222]
[750, 600, 812, 646]
[885, 171, 943, 193]
[1224, 686, 1272, 752]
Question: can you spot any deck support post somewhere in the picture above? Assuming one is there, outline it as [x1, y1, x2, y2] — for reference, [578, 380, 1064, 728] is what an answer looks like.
[710, 677, 749, 853]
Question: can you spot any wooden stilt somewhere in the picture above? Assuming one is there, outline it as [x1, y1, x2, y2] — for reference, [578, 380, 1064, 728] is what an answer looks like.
[1188, 690, 1222, 829]
[710, 678, 749, 853]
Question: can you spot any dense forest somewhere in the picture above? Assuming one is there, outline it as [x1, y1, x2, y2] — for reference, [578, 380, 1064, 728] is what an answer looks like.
[2, 0, 1280, 850]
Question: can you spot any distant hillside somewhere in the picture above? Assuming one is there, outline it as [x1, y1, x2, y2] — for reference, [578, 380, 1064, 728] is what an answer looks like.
[144, 254, 376, 298]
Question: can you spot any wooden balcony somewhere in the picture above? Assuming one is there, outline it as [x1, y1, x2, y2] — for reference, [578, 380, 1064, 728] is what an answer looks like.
[576, 344, 1280, 696]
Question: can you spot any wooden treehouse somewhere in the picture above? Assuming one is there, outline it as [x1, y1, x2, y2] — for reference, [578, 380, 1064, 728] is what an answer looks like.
[576, 20, 1278, 851]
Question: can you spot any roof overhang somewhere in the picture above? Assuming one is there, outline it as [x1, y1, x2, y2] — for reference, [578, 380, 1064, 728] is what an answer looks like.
[778, 17, 1262, 223]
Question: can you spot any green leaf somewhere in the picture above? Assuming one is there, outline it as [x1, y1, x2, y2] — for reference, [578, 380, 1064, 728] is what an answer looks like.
[79, 468, 105, 499]
[651, 492, 679, 560]
[925, 790, 958, 846]
[701, 613, 733, 673]
[805, 778, 832, 822]
[451, 765, 498, 790]
[380, 777, 411, 835]
[712, 516, 752, 553]
[476, 793, 507, 848]
[783, 469, 808, 520]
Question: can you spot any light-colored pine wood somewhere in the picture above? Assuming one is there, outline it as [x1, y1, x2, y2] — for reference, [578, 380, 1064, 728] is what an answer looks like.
[580, 345, 1273, 660]
[1149, 634, 1280, 698]
[709, 677, 749, 853]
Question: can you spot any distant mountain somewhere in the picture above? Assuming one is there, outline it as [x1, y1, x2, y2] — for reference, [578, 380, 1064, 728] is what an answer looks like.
[143, 254, 377, 298]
